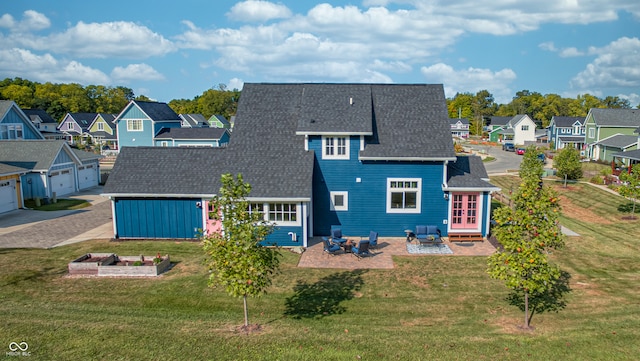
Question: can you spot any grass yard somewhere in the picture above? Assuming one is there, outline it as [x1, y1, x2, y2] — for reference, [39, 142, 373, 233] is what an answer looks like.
[1, 177, 639, 360]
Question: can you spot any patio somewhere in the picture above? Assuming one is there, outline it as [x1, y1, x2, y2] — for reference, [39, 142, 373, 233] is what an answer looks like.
[297, 237, 497, 270]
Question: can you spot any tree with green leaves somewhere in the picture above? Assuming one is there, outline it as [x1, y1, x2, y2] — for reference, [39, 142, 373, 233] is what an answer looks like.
[618, 164, 640, 217]
[201, 173, 280, 328]
[488, 147, 567, 329]
[553, 147, 583, 184]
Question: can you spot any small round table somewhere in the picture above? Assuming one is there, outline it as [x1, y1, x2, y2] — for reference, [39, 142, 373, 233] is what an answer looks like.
[404, 229, 413, 242]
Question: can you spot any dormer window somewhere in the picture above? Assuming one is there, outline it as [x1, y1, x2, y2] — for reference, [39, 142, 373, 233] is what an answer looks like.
[322, 136, 349, 160]
[97, 122, 104, 131]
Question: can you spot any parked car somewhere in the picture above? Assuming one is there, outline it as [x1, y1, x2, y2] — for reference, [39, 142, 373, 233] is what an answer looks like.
[516, 148, 525, 155]
[502, 143, 515, 152]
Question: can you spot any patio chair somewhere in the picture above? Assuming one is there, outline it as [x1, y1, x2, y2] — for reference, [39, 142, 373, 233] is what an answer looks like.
[322, 237, 342, 256]
[415, 225, 441, 245]
[360, 231, 378, 250]
[330, 225, 347, 245]
[352, 240, 370, 260]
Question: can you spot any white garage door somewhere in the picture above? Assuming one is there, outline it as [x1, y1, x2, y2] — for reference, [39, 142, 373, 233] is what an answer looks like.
[78, 164, 98, 189]
[50, 169, 75, 196]
[0, 179, 18, 214]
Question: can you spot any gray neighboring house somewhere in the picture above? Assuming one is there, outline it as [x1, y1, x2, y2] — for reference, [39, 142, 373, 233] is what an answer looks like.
[23, 109, 65, 140]
[0, 140, 101, 200]
[179, 114, 209, 128]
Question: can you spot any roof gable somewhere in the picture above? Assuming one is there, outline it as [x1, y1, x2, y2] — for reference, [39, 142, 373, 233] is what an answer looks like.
[0, 101, 46, 140]
[115, 100, 180, 123]
[446, 156, 497, 189]
[550, 116, 584, 128]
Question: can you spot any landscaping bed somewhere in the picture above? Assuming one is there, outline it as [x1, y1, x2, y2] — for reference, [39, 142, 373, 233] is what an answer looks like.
[68, 253, 171, 276]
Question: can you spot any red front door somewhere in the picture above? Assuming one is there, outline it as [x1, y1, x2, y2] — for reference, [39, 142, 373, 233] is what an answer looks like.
[451, 193, 479, 229]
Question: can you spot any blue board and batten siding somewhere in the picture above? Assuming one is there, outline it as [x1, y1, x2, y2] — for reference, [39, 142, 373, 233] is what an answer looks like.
[263, 224, 303, 247]
[311, 135, 449, 238]
[1, 108, 42, 139]
[113, 198, 202, 239]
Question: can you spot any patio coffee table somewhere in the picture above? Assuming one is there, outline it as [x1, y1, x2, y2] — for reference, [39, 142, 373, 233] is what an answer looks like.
[341, 241, 354, 253]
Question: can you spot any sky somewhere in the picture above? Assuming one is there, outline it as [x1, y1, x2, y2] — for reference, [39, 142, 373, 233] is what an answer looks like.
[1, 0, 639, 105]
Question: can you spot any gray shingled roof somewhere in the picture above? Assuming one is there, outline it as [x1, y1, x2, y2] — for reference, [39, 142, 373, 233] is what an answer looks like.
[0, 100, 15, 119]
[155, 127, 227, 140]
[23, 109, 57, 124]
[103, 147, 225, 196]
[0, 140, 78, 171]
[360, 84, 455, 160]
[68, 113, 98, 131]
[296, 84, 373, 135]
[489, 116, 512, 127]
[612, 149, 640, 161]
[180, 114, 208, 127]
[595, 134, 638, 148]
[446, 156, 497, 189]
[135, 101, 180, 121]
[71, 148, 102, 162]
[551, 116, 584, 127]
[558, 136, 585, 142]
[590, 108, 640, 127]
[0, 162, 28, 176]
[450, 118, 469, 125]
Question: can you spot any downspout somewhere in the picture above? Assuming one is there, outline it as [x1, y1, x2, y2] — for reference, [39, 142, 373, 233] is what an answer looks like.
[110, 197, 118, 238]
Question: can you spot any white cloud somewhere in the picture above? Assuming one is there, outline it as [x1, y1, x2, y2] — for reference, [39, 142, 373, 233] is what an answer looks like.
[420, 63, 517, 104]
[6, 21, 176, 59]
[227, 1, 292, 22]
[0, 48, 109, 84]
[228, 78, 244, 91]
[0, 10, 50, 32]
[571, 37, 640, 90]
[111, 63, 165, 82]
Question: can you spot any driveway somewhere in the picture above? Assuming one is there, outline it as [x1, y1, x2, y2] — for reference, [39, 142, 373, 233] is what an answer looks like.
[0, 186, 113, 249]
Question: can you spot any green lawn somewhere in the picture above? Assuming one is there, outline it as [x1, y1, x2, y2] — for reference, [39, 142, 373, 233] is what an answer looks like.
[1, 178, 639, 360]
[23, 198, 89, 211]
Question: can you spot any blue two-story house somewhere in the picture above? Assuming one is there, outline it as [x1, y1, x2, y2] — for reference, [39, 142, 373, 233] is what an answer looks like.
[547, 116, 585, 152]
[103, 83, 497, 245]
[115, 100, 183, 148]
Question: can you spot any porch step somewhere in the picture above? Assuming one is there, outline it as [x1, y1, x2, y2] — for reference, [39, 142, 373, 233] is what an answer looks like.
[448, 233, 484, 242]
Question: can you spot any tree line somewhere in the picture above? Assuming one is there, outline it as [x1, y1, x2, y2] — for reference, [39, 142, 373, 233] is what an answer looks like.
[0, 78, 239, 122]
[1, 77, 635, 131]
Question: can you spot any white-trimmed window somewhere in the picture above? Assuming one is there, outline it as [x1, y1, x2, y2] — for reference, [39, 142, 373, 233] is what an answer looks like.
[97, 122, 104, 131]
[160, 141, 169, 147]
[322, 136, 349, 159]
[330, 191, 348, 211]
[588, 128, 595, 138]
[387, 178, 421, 213]
[521, 125, 529, 131]
[0, 124, 23, 139]
[67, 123, 74, 130]
[127, 119, 143, 131]
[249, 202, 300, 226]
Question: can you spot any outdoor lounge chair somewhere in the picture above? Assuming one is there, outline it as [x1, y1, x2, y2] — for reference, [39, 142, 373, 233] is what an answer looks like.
[330, 225, 347, 245]
[322, 237, 342, 256]
[361, 231, 378, 250]
[352, 240, 370, 260]
[415, 225, 441, 244]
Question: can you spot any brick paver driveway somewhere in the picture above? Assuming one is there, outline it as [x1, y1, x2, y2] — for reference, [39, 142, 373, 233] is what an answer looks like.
[0, 195, 112, 249]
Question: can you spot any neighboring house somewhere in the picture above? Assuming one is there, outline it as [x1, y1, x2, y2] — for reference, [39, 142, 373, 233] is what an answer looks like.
[179, 114, 209, 128]
[487, 116, 512, 142]
[114, 100, 182, 148]
[0, 101, 46, 141]
[547, 116, 586, 151]
[592, 134, 638, 163]
[103, 83, 498, 245]
[0, 163, 27, 213]
[585, 108, 640, 161]
[612, 127, 640, 167]
[0, 140, 100, 200]
[208, 114, 231, 129]
[449, 118, 470, 138]
[87, 113, 118, 151]
[58, 112, 97, 145]
[489, 114, 537, 145]
[23, 109, 65, 141]
[154, 127, 230, 147]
